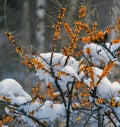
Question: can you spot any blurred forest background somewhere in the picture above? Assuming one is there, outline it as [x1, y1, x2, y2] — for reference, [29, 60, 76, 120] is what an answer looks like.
[0, 0, 120, 93]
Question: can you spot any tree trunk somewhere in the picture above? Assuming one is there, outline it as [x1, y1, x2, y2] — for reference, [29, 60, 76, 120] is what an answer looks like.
[0, 0, 5, 30]
[36, 0, 46, 52]
[21, 0, 30, 43]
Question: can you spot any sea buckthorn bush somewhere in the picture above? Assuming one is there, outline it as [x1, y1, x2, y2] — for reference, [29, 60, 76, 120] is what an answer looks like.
[0, 1, 120, 127]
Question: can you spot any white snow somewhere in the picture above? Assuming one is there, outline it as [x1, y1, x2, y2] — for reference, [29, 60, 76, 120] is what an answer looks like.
[106, 42, 120, 52]
[0, 78, 66, 126]
[16, 100, 66, 126]
[92, 68, 120, 99]
[35, 53, 81, 90]
[33, 100, 66, 122]
[36, 52, 79, 72]
[61, 66, 79, 80]
[0, 79, 32, 105]
[96, 77, 112, 99]
[36, 69, 55, 84]
[111, 82, 120, 97]
[84, 43, 120, 65]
